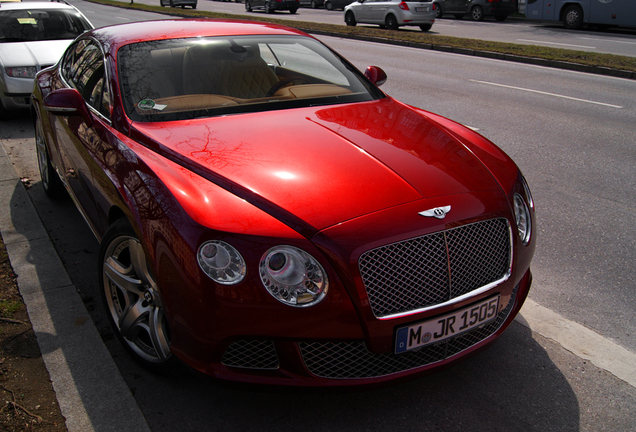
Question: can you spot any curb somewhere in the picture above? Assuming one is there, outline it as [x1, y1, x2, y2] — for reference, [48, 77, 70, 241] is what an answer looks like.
[0, 141, 151, 432]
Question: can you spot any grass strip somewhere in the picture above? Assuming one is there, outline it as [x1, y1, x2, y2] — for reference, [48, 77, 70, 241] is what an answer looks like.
[87, 0, 636, 73]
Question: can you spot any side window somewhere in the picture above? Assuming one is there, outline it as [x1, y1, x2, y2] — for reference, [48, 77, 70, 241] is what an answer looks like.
[61, 40, 110, 119]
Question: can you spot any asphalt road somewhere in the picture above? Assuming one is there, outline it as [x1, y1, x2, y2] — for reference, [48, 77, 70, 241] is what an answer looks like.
[1, 1, 635, 431]
[99, 0, 636, 57]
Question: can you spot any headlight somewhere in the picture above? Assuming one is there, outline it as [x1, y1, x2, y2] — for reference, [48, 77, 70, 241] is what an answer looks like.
[260, 246, 329, 307]
[513, 193, 531, 245]
[6, 67, 37, 78]
[521, 175, 534, 210]
[197, 241, 246, 285]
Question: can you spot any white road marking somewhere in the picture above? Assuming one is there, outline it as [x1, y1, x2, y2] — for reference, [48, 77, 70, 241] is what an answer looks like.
[516, 39, 596, 49]
[469, 79, 624, 109]
[517, 299, 636, 388]
[578, 37, 636, 46]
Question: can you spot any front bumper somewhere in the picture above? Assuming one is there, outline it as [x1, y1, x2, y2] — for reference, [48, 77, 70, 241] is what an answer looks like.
[169, 198, 534, 386]
[1, 75, 35, 110]
[174, 269, 531, 386]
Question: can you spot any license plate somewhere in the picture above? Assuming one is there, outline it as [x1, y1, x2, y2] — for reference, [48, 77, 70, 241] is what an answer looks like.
[395, 295, 500, 354]
[415, 7, 429, 12]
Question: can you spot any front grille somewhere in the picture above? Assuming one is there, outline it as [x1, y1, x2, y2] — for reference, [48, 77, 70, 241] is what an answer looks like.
[221, 340, 279, 370]
[359, 218, 511, 318]
[300, 283, 518, 379]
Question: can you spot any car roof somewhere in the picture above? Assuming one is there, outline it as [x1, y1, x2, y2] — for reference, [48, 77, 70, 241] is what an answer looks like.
[88, 19, 310, 53]
[0, 1, 78, 10]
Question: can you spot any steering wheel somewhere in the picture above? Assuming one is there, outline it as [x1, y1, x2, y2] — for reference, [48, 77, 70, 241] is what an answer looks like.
[266, 77, 311, 97]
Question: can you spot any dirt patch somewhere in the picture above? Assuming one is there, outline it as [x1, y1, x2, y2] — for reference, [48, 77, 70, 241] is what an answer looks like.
[0, 234, 67, 431]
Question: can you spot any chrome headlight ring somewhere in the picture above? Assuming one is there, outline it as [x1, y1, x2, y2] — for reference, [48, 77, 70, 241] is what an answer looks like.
[197, 240, 246, 285]
[513, 192, 532, 246]
[259, 246, 329, 307]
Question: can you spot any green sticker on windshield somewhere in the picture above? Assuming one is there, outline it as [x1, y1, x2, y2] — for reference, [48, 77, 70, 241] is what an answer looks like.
[138, 99, 156, 110]
[138, 99, 167, 111]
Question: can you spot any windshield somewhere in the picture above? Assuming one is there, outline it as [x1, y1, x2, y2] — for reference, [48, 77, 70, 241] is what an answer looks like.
[118, 35, 383, 122]
[0, 9, 91, 42]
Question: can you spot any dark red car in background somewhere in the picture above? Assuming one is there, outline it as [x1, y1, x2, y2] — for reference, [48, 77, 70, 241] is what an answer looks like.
[31, 19, 535, 386]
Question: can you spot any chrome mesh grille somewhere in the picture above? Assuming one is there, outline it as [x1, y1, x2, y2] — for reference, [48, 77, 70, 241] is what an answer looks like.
[221, 340, 279, 370]
[299, 283, 518, 379]
[359, 218, 511, 318]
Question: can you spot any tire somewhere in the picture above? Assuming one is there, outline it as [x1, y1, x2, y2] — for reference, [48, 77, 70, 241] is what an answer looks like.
[289, 6, 298, 13]
[385, 14, 398, 30]
[434, 3, 442, 19]
[345, 11, 356, 26]
[169, 0, 174, 6]
[99, 218, 178, 373]
[265, 1, 273, 13]
[0, 99, 8, 121]
[470, 5, 484, 21]
[325, 0, 333, 10]
[419, 24, 432, 32]
[562, 4, 584, 30]
[35, 116, 65, 198]
[245, 0, 252, 11]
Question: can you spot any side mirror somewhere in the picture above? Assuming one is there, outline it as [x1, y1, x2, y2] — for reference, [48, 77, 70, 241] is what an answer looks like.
[43, 88, 93, 126]
[364, 66, 387, 87]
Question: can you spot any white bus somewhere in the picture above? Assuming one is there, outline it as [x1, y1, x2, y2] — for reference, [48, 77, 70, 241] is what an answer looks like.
[524, 0, 636, 30]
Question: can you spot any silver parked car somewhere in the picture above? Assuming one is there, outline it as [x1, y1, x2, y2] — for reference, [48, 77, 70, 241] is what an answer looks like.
[344, 0, 436, 31]
[0, 0, 93, 117]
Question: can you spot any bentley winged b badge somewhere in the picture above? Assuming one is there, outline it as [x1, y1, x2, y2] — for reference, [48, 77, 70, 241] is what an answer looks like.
[419, 206, 451, 220]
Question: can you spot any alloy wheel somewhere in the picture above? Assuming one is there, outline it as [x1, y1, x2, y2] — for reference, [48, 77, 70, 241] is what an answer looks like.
[101, 223, 173, 367]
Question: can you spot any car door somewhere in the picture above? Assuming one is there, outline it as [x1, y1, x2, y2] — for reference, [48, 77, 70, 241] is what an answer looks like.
[366, 0, 391, 23]
[444, 0, 466, 13]
[352, 0, 372, 21]
[52, 39, 111, 234]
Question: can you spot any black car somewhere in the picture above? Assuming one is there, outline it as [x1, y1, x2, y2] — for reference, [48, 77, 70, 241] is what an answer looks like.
[245, 0, 300, 13]
[324, 0, 354, 9]
[434, 0, 516, 21]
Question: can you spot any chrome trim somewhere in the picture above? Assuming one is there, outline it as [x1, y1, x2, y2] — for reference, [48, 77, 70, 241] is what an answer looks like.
[418, 205, 451, 219]
[59, 36, 112, 125]
[360, 219, 514, 320]
[378, 273, 511, 320]
[44, 106, 77, 114]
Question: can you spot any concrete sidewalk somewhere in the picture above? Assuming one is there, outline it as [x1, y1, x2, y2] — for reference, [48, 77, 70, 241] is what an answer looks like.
[0, 142, 150, 432]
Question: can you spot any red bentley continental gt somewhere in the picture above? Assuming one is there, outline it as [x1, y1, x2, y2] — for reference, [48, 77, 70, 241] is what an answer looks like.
[31, 19, 536, 386]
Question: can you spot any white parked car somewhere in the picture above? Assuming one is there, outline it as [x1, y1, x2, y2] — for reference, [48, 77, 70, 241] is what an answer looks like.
[0, 0, 93, 117]
[344, 0, 435, 31]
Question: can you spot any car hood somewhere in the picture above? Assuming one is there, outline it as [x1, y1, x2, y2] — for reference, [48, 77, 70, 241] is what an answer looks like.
[132, 98, 502, 234]
[0, 40, 72, 68]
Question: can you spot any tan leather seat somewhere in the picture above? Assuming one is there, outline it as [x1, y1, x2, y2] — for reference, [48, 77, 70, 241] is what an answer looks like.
[220, 46, 278, 99]
[182, 44, 228, 95]
[183, 43, 278, 99]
